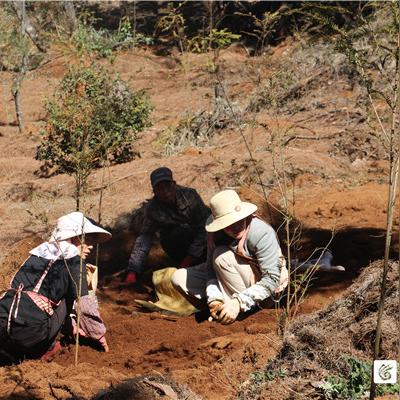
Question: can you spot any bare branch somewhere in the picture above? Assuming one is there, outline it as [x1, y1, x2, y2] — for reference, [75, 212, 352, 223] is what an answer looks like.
[11, 52, 28, 133]
[63, 1, 77, 34]
[12, 1, 46, 53]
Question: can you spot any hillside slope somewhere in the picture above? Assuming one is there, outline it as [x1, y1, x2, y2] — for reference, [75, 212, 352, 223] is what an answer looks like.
[0, 35, 396, 399]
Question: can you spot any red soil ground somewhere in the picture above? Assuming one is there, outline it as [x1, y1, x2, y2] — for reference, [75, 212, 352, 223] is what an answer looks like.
[0, 39, 397, 399]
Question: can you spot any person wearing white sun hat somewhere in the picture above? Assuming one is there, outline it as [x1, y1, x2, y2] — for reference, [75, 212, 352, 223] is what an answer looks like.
[0, 212, 111, 361]
[172, 189, 288, 324]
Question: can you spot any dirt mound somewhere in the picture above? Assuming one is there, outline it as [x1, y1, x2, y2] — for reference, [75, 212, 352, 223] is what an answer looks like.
[2, 366, 201, 400]
[92, 374, 200, 400]
[0, 360, 127, 400]
[238, 260, 399, 399]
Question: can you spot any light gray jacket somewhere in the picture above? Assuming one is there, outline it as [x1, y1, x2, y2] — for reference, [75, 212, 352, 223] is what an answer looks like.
[206, 217, 283, 312]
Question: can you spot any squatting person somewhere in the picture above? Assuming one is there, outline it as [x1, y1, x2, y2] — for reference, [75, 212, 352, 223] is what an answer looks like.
[171, 189, 288, 324]
[0, 212, 111, 360]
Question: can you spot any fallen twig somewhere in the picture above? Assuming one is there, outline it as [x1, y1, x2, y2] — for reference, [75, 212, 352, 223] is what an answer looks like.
[149, 314, 179, 322]
[91, 170, 147, 192]
[283, 133, 337, 146]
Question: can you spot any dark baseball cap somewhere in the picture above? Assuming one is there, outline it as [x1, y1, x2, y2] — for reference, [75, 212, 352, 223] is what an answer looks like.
[150, 167, 173, 188]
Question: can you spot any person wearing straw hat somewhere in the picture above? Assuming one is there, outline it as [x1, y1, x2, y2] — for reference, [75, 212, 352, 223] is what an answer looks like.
[124, 166, 211, 284]
[0, 211, 111, 361]
[172, 189, 288, 324]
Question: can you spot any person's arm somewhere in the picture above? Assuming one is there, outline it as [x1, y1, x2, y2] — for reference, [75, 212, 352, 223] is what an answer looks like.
[127, 232, 155, 274]
[127, 204, 157, 275]
[234, 223, 282, 312]
[67, 257, 108, 351]
[185, 190, 210, 262]
[66, 256, 89, 301]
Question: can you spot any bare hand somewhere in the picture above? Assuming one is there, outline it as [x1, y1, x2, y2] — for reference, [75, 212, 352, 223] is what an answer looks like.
[77, 244, 93, 260]
[98, 336, 109, 352]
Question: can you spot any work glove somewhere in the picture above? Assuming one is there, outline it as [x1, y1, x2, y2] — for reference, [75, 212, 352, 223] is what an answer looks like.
[179, 255, 193, 269]
[124, 271, 137, 284]
[208, 299, 224, 321]
[217, 298, 241, 325]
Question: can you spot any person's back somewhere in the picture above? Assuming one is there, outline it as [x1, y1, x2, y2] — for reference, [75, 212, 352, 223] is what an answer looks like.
[0, 255, 82, 327]
[0, 211, 111, 360]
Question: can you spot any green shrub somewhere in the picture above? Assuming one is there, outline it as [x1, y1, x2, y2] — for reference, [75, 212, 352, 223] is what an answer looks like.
[0, 5, 30, 71]
[322, 358, 399, 399]
[69, 17, 154, 60]
[189, 28, 241, 53]
[250, 368, 286, 384]
[70, 22, 114, 59]
[155, 2, 187, 53]
[36, 64, 152, 208]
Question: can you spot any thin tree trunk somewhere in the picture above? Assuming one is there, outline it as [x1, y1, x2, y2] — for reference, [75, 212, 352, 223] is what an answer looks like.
[75, 171, 81, 211]
[12, 52, 28, 134]
[369, 6, 400, 397]
[11, 1, 29, 134]
[64, 1, 77, 34]
[133, 1, 137, 47]
[12, 1, 45, 53]
[369, 156, 399, 400]
[75, 231, 85, 367]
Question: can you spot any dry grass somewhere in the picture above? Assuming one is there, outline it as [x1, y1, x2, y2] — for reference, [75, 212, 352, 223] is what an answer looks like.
[238, 260, 399, 399]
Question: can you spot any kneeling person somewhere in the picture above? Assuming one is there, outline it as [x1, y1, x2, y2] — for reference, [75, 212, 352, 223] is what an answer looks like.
[125, 167, 211, 284]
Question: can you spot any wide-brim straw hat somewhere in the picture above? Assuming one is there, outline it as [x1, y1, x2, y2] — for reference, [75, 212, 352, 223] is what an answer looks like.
[206, 189, 257, 232]
[49, 211, 112, 243]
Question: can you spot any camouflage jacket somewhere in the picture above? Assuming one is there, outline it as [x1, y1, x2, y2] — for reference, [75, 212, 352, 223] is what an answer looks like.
[128, 185, 211, 274]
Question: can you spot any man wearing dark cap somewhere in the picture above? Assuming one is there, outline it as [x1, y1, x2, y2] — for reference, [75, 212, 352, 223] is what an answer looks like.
[125, 167, 211, 284]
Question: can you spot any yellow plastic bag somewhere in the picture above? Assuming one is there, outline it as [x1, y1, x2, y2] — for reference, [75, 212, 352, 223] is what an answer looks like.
[135, 267, 197, 316]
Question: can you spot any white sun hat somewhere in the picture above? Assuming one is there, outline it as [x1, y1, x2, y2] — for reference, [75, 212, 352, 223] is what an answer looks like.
[49, 211, 112, 243]
[205, 190, 258, 233]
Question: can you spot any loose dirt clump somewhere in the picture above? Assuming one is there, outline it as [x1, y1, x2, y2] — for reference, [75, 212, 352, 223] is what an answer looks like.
[0, 361, 128, 400]
[238, 260, 399, 399]
[92, 374, 200, 400]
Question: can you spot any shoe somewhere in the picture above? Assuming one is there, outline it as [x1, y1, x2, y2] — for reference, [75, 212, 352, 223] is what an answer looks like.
[318, 250, 345, 272]
[40, 340, 61, 361]
[320, 264, 346, 272]
[320, 249, 333, 264]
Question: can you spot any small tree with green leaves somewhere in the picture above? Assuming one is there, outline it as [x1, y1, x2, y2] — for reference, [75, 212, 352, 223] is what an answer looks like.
[189, 28, 240, 73]
[302, 3, 399, 399]
[36, 64, 152, 210]
[156, 2, 187, 54]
